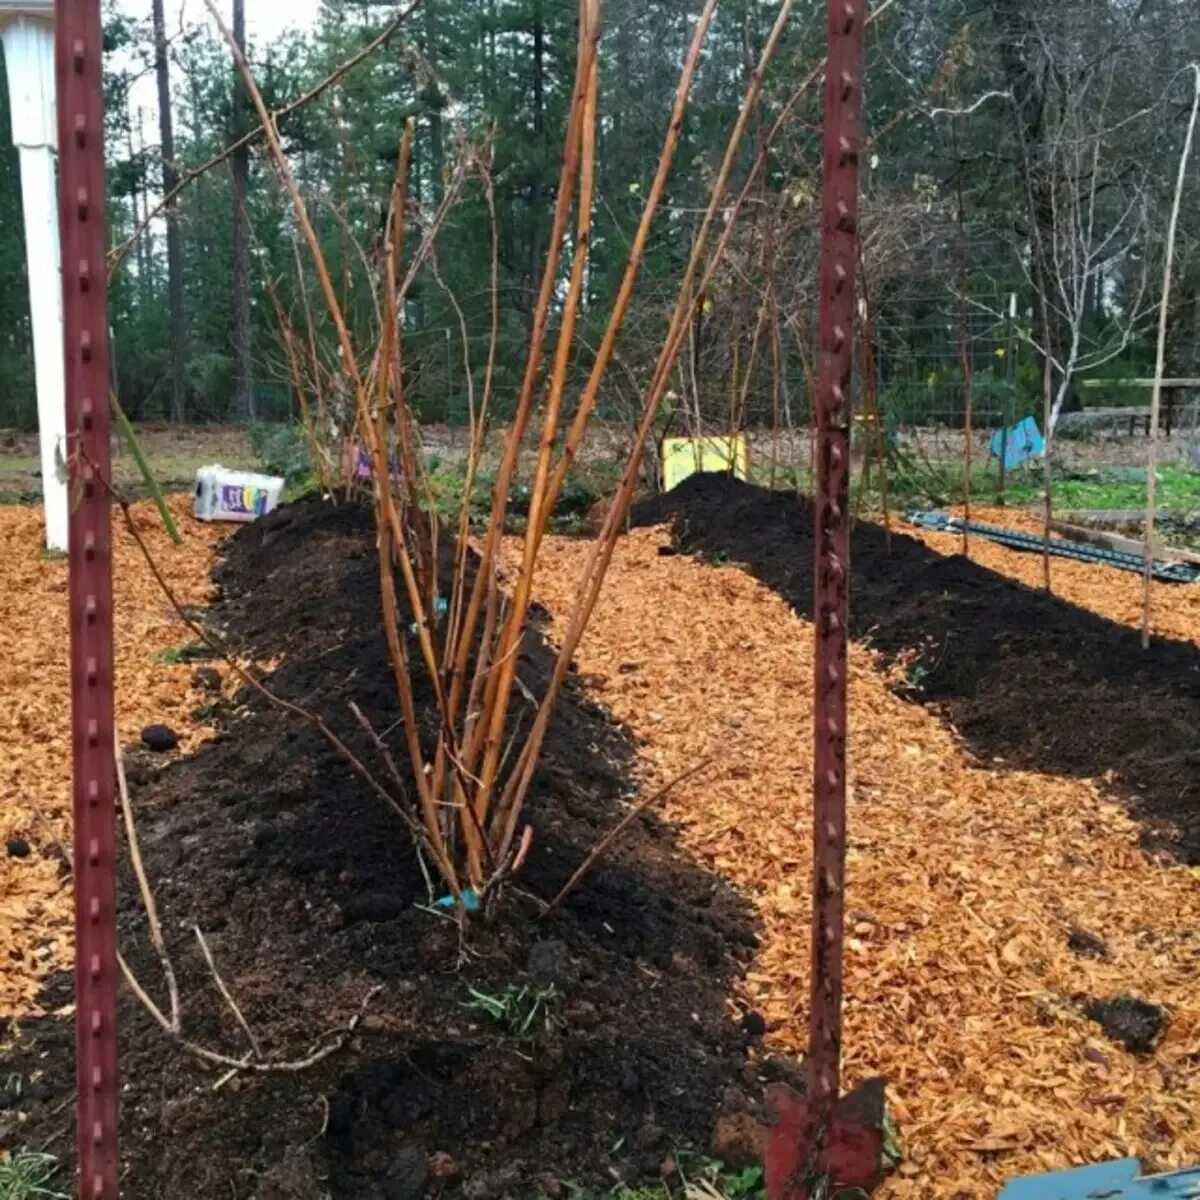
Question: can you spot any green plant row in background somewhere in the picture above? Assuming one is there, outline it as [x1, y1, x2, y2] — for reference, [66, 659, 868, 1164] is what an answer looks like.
[250, 421, 619, 528]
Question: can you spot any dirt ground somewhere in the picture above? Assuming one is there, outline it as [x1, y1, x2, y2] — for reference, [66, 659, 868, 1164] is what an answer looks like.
[1, 478, 1199, 1198]
[0, 424, 258, 505]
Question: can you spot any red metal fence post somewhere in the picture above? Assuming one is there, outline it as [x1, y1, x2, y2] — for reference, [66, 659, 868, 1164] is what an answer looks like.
[809, 0, 866, 1134]
[766, 2, 884, 1197]
[56, 0, 119, 1196]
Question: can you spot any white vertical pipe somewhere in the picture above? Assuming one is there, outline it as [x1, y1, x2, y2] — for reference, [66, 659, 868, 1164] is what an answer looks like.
[2, 15, 66, 551]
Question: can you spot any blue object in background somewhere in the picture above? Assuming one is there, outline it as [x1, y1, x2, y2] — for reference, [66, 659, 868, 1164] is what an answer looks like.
[999, 1158, 1200, 1199]
[989, 416, 1045, 469]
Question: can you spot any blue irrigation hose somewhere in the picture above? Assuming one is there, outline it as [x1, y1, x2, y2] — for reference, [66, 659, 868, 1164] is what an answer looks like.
[906, 510, 1200, 585]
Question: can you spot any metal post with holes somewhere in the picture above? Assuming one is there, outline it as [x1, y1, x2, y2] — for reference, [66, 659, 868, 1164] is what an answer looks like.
[764, 0, 886, 1195]
[56, 1, 119, 1196]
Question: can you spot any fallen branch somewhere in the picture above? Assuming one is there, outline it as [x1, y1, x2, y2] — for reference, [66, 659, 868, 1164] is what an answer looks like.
[193, 926, 262, 1060]
[33, 765, 375, 1080]
[123, 949, 381, 1080]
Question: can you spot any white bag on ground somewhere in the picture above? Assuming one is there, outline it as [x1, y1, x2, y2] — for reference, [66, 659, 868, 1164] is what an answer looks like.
[194, 465, 284, 523]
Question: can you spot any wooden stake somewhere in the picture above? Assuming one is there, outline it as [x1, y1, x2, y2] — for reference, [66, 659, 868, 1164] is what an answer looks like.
[1143, 65, 1199, 649]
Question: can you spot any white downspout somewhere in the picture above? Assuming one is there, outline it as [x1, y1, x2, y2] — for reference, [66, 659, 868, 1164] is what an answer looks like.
[2, 14, 66, 551]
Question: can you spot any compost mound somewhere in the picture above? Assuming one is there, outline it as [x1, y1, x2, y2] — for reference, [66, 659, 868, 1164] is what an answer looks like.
[634, 475, 1200, 861]
[2, 497, 768, 1199]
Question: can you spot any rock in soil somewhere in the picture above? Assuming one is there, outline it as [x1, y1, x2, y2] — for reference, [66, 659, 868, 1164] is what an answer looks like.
[192, 666, 222, 692]
[741, 1009, 766, 1038]
[6, 837, 31, 858]
[140, 723, 179, 752]
[254, 1148, 324, 1200]
[465, 1163, 524, 1200]
[1084, 995, 1167, 1053]
[1067, 927, 1110, 959]
[567, 999, 599, 1028]
[382, 1140, 429, 1200]
[636, 1122, 665, 1150]
[527, 938, 576, 987]
[711, 1111, 765, 1170]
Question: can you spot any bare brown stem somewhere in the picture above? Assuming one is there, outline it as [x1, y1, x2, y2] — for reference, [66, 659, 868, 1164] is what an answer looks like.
[115, 736, 181, 1031]
[193, 926, 263, 1059]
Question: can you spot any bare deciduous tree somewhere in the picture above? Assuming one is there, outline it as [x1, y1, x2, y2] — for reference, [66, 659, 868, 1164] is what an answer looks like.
[1021, 69, 1152, 437]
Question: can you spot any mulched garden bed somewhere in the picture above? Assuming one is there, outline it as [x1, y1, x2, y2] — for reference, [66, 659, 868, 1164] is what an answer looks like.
[634, 475, 1200, 862]
[1, 497, 781, 1199]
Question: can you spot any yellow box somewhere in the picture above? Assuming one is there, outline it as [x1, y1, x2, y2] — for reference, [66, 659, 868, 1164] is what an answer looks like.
[661, 434, 748, 492]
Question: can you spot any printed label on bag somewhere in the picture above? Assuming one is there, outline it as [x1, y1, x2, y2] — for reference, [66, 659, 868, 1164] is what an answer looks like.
[220, 484, 270, 516]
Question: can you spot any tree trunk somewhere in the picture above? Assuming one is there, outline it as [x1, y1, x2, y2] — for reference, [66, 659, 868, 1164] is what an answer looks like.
[231, 0, 253, 422]
[527, 0, 546, 314]
[152, 0, 187, 422]
[487, 0, 496, 103]
[130, 113, 152, 316]
[424, 0, 444, 205]
[1028, 172, 1078, 416]
[991, 0, 1075, 419]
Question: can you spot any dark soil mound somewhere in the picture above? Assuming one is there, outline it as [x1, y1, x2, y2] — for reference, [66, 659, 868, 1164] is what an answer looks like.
[2, 497, 771, 1199]
[633, 474, 1200, 861]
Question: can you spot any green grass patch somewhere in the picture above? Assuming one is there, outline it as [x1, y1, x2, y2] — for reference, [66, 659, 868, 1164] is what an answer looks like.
[283, 472, 318, 502]
[560, 1153, 765, 1200]
[0, 1150, 68, 1200]
[151, 641, 212, 666]
[0, 457, 38, 474]
[462, 983, 563, 1038]
[853, 459, 1200, 514]
[249, 422, 312, 484]
[1012, 465, 1200, 511]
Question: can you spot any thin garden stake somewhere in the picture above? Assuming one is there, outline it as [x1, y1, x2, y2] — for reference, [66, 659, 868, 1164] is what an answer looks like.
[1143, 64, 1200, 648]
[109, 394, 182, 544]
[952, 116, 973, 549]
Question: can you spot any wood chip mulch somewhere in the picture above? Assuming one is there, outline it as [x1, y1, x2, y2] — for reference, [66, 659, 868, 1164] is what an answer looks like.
[524, 524, 1200, 1198]
[0, 498, 222, 1017]
[4, 495, 1199, 1195]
